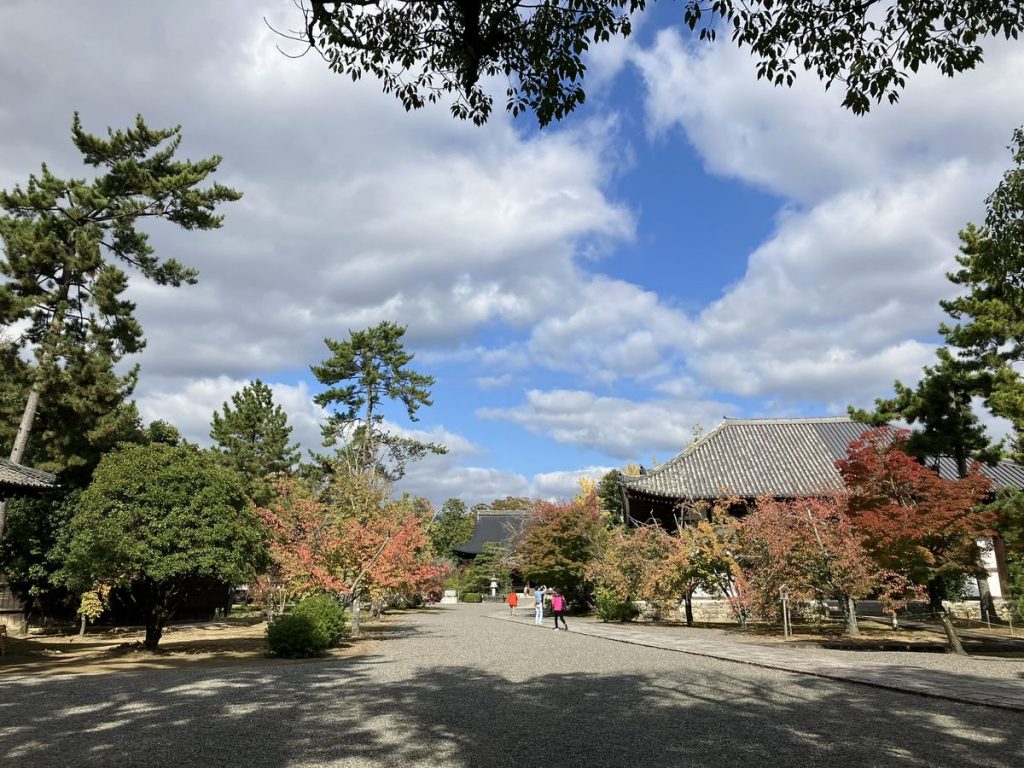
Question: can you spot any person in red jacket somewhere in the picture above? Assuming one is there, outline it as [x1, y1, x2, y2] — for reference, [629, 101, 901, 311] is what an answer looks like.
[506, 590, 518, 616]
[551, 589, 568, 631]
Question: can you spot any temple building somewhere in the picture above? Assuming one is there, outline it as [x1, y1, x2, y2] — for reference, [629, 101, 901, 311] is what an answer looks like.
[619, 416, 1023, 601]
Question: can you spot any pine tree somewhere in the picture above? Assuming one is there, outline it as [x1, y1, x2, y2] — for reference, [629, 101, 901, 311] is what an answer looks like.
[849, 347, 1000, 477]
[0, 114, 241, 541]
[210, 379, 300, 504]
[311, 321, 445, 480]
[940, 126, 1024, 458]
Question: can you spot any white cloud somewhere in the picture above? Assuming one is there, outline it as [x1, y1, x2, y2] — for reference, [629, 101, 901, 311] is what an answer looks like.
[0, 0, 635, 387]
[623, 30, 1024, 408]
[527, 275, 693, 384]
[135, 376, 326, 454]
[631, 30, 1024, 204]
[479, 389, 734, 459]
[531, 466, 613, 500]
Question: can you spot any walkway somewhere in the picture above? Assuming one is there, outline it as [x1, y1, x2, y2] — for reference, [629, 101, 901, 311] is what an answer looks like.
[3, 605, 1023, 767]
[492, 610, 1024, 711]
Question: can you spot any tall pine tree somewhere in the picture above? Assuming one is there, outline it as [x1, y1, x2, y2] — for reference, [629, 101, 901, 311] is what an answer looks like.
[940, 126, 1024, 459]
[311, 321, 445, 481]
[849, 347, 1000, 477]
[0, 114, 240, 541]
[210, 379, 299, 505]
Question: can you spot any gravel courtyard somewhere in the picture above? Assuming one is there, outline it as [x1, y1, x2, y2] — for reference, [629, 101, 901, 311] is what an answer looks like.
[2, 604, 1022, 768]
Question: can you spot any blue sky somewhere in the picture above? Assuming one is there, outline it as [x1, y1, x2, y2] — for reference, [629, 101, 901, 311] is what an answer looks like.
[1, 2, 1021, 506]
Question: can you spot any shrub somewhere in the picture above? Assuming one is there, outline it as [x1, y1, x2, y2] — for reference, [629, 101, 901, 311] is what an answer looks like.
[291, 594, 348, 646]
[460, 592, 482, 603]
[266, 613, 329, 657]
[594, 588, 639, 623]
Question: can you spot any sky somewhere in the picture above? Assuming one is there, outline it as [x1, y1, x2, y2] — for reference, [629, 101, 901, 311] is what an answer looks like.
[1, 2, 1021, 507]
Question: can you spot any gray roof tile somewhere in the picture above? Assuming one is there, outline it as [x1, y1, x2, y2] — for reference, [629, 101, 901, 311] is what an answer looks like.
[0, 457, 57, 491]
[621, 417, 1023, 500]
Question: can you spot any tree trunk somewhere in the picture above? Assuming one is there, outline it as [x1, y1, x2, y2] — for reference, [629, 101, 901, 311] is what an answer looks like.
[939, 612, 968, 655]
[8, 384, 41, 466]
[0, 385, 43, 542]
[926, 580, 945, 613]
[79, 614, 87, 637]
[350, 595, 361, 635]
[144, 619, 164, 651]
[977, 573, 997, 622]
[684, 589, 694, 627]
[843, 595, 860, 637]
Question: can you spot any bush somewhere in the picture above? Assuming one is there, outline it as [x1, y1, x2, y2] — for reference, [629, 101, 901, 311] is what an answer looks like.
[291, 593, 348, 646]
[266, 613, 329, 657]
[595, 588, 639, 623]
[460, 592, 482, 603]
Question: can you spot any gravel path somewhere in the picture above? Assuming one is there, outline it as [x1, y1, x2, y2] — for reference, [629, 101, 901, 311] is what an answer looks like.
[2, 604, 1022, 767]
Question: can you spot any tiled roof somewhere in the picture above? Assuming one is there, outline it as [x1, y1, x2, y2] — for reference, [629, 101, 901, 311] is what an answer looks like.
[621, 417, 1024, 500]
[0, 457, 57, 491]
[453, 509, 529, 556]
[622, 417, 863, 500]
[932, 456, 1024, 489]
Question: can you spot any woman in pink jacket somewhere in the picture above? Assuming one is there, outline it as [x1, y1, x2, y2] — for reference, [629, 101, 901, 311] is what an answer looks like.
[551, 589, 568, 631]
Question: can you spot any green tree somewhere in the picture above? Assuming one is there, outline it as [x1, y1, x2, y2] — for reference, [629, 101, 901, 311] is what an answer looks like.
[211, 379, 300, 504]
[0, 490, 78, 629]
[597, 469, 625, 527]
[849, 347, 1001, 477]
[941, 127, 1024, 459]
[0, 114, 240, 540]
[58, 443, 267, 650]
[291, 1, 1022, 126]
[987, 487, 1024, 621]
[430, 497, 475, 559]
[516, 493, 606, 607]
[473, 496, 532, 514]
[311, 321, 445, 480]
[462, 541, 512, 594]
[143, 419, 186, 446]
[0, 338, 142, 491]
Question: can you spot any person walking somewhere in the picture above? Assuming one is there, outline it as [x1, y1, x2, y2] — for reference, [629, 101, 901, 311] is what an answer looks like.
[551, 589, 568, 631]
[533, 585, 547, 625]
[506, 590, 518, 616]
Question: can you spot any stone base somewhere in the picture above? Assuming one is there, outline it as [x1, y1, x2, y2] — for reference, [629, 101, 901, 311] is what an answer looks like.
[439, 589, 458, 605]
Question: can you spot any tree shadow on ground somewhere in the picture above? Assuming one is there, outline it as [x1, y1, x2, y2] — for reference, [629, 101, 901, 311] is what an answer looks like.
[1, 634, 1021, 767]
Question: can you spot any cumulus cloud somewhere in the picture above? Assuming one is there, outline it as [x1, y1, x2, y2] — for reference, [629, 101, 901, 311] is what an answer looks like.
[631, 30, 1024, 204]
[0, 0, 634, 386]
[135, 376, 326, 453]
[479, 389, 734, 460]
[531, 466, 613, 500]
[623, 30, 1024, 408]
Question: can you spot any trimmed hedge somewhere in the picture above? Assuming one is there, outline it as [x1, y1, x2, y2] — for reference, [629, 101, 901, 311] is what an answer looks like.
[460, 592, 482, 603]
[266, 613, 329, 657]
[292, 594, 348, 645]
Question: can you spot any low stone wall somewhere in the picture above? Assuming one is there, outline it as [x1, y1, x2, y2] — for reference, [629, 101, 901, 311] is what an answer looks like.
[658, 597, 1015, 625]
[943, 598, 1013, 621]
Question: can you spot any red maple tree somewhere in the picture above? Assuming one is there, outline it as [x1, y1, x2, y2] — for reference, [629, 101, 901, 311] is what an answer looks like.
[837, 428, 993, 610]
[256, 477, 443, 629]
[738, 493, 877, 635]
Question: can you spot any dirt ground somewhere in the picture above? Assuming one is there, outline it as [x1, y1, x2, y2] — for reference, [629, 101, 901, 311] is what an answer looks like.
[0, 618, 388, 677]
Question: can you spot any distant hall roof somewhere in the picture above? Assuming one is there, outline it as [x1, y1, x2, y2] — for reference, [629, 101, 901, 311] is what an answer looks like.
[0, 457, 57, 494]
[621, 416, 1024, 501]
[452, 509, 528, 557]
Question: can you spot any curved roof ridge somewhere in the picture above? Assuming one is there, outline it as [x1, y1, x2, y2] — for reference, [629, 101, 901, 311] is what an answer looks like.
[721, 416, 854, 425]
[621, 419, 732, 485]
